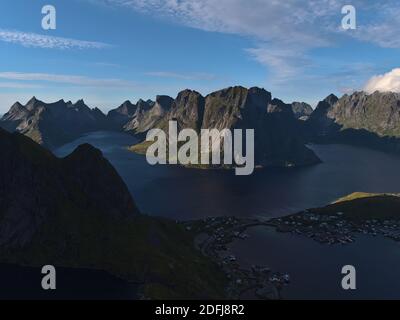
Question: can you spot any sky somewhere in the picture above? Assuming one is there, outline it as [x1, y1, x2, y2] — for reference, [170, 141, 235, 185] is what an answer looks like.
[1, 0, 400, 113]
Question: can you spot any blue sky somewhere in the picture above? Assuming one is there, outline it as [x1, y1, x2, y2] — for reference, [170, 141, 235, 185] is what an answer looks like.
[0, 0, 400, 113]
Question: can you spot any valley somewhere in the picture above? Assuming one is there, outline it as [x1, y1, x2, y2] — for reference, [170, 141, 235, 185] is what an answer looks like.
[53, 131, 400, 299]
[3, 87, 400, 299]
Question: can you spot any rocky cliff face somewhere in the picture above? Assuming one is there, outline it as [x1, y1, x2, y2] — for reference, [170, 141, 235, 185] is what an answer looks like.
[128, 86, 321, 168]
[291, 102, 313, 120]
[122, 96, 173, 134]
[0, 128, 138, 248]
[306, 91, 400, 153]
[0, 97, 111, 150]
[306, 94, 339, 137]
[161, 89, 205, 132]
[327, 91, 400, 137]
[107, 100, 138, 128]
[307, 91, 400, 137]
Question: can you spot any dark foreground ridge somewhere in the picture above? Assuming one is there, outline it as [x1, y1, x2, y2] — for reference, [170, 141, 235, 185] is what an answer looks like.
[0, 128, 226, 299]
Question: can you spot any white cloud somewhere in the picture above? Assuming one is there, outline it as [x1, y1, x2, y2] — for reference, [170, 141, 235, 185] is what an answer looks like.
[97, 0, 338, 46]
[92, 0, 400, 81]
[364, 68, 400, 93]
[350, 1, 400, 48]
[92, 0, 343, 78]
[0, 72, 135, 88]
[354, 24, 400, 49]
[145, 71, 216, 81]
[245, 48, 311, 81]
[0, 82, 43, 89]
[0, 29, 110, 49]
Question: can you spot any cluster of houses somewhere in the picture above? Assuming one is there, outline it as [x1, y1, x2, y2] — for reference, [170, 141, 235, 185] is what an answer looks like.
[185, 216, 288, 299]
[271, 211, 400, 244]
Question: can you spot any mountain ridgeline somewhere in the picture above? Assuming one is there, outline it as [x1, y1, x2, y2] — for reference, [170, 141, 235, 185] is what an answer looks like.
[4, 87, 400, 161]
[306, 91, 400, 153]
[0, 128, 139, 248]
[0, 97, 112, 149]
[118, 87, 321, 168]
[0, 87, 321, 168]
[291, 102, 313, 120]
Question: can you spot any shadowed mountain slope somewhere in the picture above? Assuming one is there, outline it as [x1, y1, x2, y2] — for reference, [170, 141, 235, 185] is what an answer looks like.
[0, 128, 226, 299]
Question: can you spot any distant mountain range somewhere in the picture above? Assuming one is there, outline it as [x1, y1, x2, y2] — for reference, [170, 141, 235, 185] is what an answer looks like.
[0, 127, 225, 299]
[291, 102, 313, 120]
[307, 91, 400, 153]
[3, 87, 400, 163]
[0, 97, 111, 149]
[3, 87, 400, 299]
[113, 86, 321, 168]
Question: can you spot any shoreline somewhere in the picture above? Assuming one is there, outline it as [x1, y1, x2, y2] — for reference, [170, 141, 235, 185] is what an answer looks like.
[185, 210, 400, 300]
[184, 217, 289, 300]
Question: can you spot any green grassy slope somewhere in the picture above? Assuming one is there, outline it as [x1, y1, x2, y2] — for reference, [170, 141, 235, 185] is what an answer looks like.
[310, 192, 400, 221]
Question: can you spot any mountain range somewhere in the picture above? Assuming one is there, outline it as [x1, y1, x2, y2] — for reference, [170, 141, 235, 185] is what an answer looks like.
[291, 102, 313, 120]
[3, 87, 400, 162]
[307, 91, 400, 153]
[117, 86, 322, 168]
[3, 86, 400, 299]
[0, 97, 111, 149]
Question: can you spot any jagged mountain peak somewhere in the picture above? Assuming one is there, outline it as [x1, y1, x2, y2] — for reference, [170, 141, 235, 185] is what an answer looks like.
[136, 99, 149, 106]
[65, 143, 105, 161]
[1, 97, 112, 149]
[0, 129, 139, 247]
[323, 93, 339, 105]
[175, 89, 204, 102]
[74, 99, 88, 107]
[9, 101, 25, 111]
[291, 102, 313, 120]
[122, 100, 134, 106]
[25, 96, 45, 110]
[306, 89, 400, 147]
[155, 95, 174, 107]
[248, 86, 272, 95]
[27, 96, 39, 104]
[177, 88, 202, 96]
[267, 98, 292, 114]
[209, 85, 248, 97]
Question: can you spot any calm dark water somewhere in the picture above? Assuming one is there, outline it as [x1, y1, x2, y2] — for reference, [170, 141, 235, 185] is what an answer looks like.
[0, 264, 139, 300]
[55, 131, 400, 220]
[53, 131, 400, 299]
[229, 227, 400, 300]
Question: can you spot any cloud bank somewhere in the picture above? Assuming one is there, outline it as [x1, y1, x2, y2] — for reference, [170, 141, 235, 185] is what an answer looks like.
[364, 68, 400, 93]
[93, 0, 400, 81]
[96, 0, 340, 78]
[0, 72, 134, 88]
[0, 29, 110, 49]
